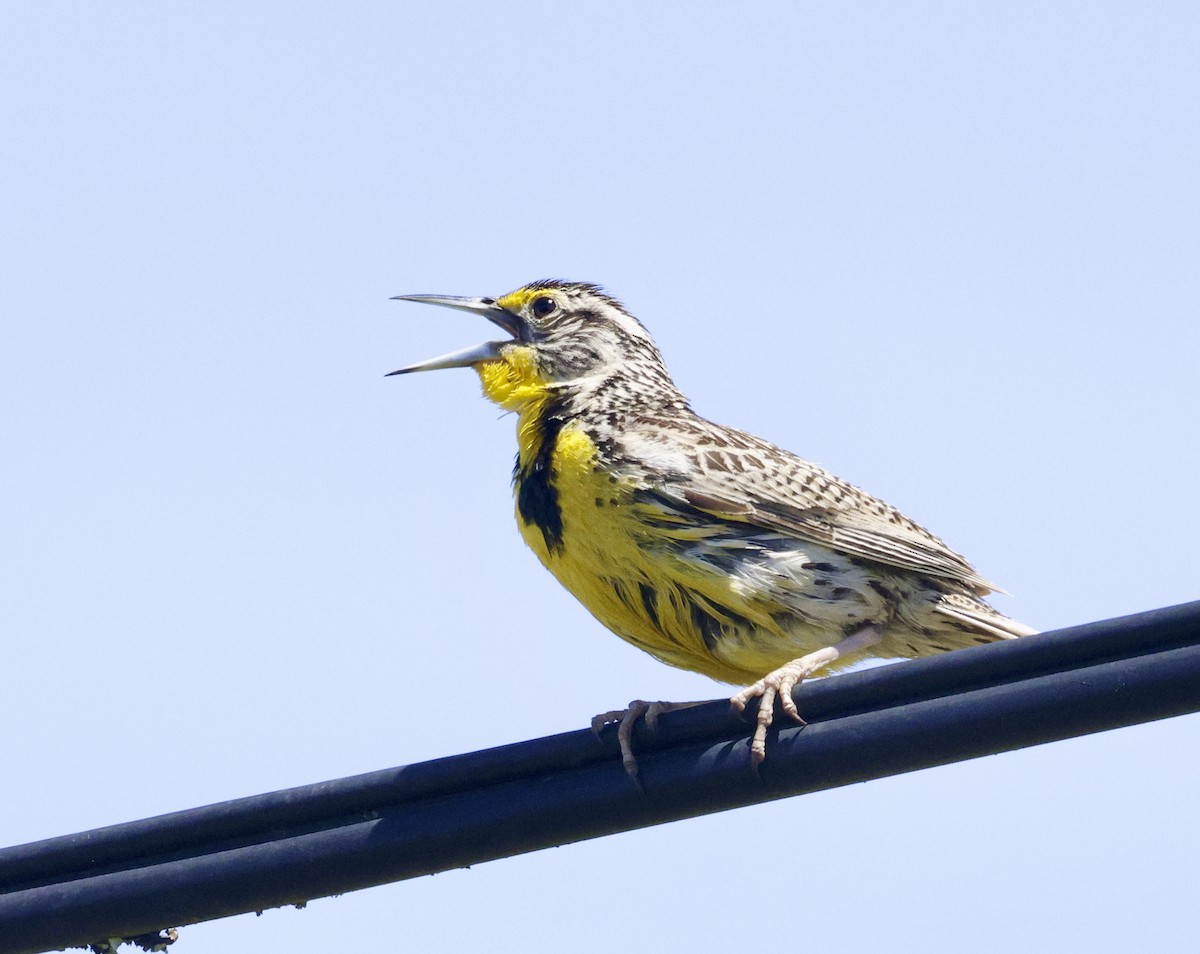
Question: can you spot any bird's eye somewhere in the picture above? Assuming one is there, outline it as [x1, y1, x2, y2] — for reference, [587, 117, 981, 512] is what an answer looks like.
[531, 296, 558, 318]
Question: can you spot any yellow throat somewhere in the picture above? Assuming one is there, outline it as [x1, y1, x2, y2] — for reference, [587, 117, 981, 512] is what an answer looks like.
[471, 346, 764, 683]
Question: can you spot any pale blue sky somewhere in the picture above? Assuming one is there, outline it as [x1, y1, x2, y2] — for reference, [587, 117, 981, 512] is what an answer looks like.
[3, 2, 1199, 951]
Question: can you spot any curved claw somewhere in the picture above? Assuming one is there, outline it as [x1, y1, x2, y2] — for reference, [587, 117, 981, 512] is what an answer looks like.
[591, 699, 707, 785]
[591, 709, 627, 738]
[729, 626, 884, 768]
[730, 660, 814, 766]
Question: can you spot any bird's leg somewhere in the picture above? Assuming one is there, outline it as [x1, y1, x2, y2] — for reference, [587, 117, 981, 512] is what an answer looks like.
[592, 699, 709, 783]
[730, 624, 884, 765]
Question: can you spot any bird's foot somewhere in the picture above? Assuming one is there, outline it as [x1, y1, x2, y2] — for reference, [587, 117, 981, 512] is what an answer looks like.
[592, 699, 707, 784]
[729, 658, 818, 767]
[730, 625, 885, 766]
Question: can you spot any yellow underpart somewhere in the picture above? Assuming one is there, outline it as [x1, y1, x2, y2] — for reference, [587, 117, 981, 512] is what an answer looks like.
[474, 350, 788, 684]
[476, 346, 546, 415]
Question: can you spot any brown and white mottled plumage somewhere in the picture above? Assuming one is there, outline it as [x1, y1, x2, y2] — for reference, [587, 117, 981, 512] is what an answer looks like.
[391, 281, 1036, 769]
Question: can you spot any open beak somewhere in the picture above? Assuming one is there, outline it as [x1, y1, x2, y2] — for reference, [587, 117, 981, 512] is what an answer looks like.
[386, 294, 521, 376]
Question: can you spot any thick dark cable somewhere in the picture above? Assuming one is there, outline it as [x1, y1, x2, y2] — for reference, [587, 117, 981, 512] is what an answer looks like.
[1, 601, 1199, 954]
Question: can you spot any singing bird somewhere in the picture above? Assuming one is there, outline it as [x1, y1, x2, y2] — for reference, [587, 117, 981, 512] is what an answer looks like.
[389, 281, 1035, 772]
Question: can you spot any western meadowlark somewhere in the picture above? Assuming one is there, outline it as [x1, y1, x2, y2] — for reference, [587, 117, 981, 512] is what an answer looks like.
[389, 280, 1035, 773]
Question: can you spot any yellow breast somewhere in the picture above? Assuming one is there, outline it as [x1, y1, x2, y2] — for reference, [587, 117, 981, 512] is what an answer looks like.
[473, 351, 787, 684]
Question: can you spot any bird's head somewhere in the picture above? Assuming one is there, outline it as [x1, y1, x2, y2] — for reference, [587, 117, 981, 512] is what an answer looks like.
[389, 280, 681, 414]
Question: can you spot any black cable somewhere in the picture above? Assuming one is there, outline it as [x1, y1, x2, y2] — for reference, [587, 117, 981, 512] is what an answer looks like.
[2, 601, 1198, 954]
